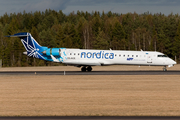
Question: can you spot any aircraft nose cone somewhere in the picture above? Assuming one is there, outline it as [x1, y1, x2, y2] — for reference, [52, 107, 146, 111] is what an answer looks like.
[171, 59, 177, 65]
[167, 59, 176, 68]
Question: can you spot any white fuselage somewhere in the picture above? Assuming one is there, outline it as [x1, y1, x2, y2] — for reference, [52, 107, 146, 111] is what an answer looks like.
[61, 49, 176, 67]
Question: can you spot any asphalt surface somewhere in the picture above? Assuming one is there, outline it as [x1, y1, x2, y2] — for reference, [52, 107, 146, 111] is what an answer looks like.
[1, 116, 180, 120]
[0, 70, 180, 75]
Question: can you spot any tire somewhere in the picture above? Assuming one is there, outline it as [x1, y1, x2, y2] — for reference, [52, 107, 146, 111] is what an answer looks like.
[87, 66, 92, 72]
[81, 67, 87, 72]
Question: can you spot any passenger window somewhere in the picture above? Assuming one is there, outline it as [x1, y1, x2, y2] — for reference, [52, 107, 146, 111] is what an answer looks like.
[128, 55, 129, 57]
[74, 53, 76, 55]
[124, 55, 125, 57]
[119, 55, 121, 57]
[136, 55, 138, 57]
[132, 55, 134, 57]
[70, 53, 72, 55]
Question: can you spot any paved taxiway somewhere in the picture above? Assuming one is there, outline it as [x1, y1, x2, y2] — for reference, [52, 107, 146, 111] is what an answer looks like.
[0, 70, 180, 75]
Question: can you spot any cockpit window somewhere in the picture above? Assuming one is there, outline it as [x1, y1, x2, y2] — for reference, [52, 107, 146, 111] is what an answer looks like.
[158, 55, 168, 57]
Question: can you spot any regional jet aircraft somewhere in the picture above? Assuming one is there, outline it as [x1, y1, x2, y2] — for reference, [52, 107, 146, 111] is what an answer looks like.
[6, 32, 176, 71]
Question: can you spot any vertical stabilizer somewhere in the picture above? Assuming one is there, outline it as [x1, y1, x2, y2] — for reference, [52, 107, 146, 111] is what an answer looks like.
[6, 32, 47, 60]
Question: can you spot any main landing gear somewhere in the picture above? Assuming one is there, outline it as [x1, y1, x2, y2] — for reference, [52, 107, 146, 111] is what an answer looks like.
[81, 66, 92, 72]
[163, 66, 167, 71]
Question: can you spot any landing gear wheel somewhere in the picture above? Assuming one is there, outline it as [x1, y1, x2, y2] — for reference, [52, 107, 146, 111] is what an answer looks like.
[81, 66, 87, 72]
[163, 66, 167, 71]
[87, 66, 92, 72]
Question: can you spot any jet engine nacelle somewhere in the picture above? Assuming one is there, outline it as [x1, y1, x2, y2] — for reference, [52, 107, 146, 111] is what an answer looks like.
[42, 48, 61, 56]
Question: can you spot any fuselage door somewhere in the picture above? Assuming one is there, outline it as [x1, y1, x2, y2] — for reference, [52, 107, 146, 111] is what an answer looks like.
[147, 54, 152, 63]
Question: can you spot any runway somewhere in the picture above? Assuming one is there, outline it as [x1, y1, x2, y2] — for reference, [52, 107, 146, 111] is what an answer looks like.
[0, 70, 180, 75]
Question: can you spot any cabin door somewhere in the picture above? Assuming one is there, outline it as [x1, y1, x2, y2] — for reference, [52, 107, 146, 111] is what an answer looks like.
[147, 55, 152, 63]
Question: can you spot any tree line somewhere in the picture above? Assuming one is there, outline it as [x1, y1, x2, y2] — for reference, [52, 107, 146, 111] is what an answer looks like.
[0, 9, 180, 67]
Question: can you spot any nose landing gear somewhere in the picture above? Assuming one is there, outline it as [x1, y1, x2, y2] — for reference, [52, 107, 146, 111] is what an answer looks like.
[163, 66, 167, 71]
[81, 66, 92, 72]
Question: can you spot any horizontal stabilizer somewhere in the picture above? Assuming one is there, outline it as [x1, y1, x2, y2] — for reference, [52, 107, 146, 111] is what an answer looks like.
[6, 32, 28, 38]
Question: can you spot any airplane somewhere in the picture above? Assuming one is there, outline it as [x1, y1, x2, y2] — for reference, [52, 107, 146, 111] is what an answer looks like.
[6, 32, 177, 72]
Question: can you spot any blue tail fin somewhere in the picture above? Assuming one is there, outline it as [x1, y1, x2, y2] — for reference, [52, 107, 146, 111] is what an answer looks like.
[6, 32, 47, 60]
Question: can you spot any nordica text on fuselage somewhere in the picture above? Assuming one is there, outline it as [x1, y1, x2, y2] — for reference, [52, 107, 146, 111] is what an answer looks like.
[81, 51, 114, 59]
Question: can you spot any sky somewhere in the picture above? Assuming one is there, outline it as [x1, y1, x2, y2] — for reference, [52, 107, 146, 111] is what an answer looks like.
[0, 0, 180, 16]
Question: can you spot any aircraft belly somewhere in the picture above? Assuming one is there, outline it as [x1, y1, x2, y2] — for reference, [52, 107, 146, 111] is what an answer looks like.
[62, 60, 101, 66]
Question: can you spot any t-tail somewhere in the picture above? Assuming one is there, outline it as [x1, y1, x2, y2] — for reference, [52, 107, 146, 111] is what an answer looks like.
[6, 32, 66, 62]
[6, 32, 48, 60]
